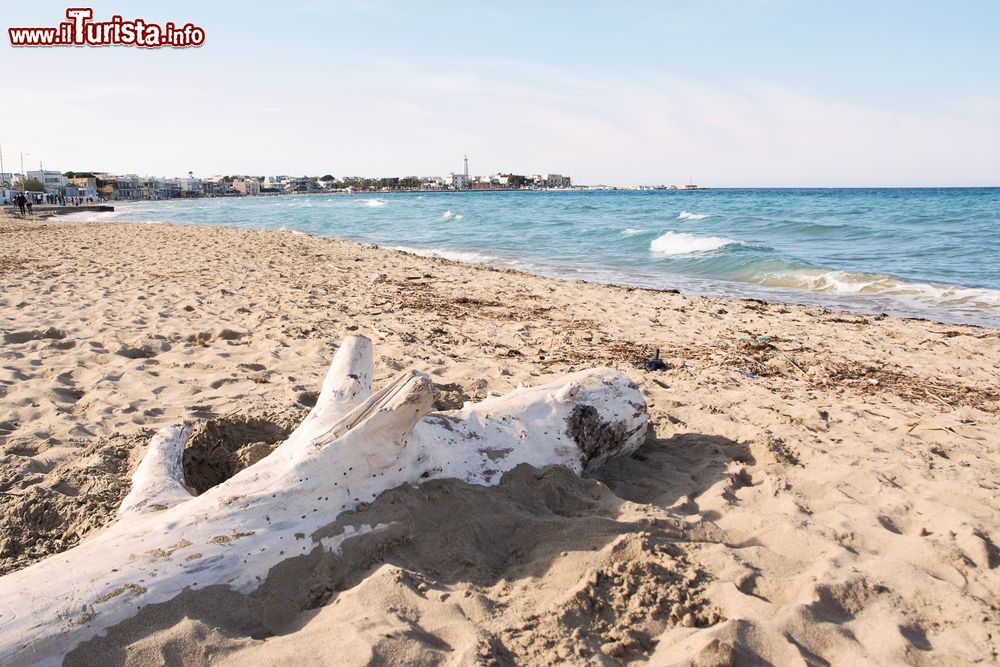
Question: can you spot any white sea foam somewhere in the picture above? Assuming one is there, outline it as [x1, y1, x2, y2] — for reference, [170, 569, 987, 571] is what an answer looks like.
[389, 245, 497, 265]
[678, 211, 708, 221]
[756, 269, 1000, 307]
[454, 214, 464, 221]
[365, 199, 386, 207]
[442, 210, 454, 220]
[621, 228, 646, 236]
[53, 210, 169, 224]
[50, 210, 119, 222]
[650, 231, 739, 256]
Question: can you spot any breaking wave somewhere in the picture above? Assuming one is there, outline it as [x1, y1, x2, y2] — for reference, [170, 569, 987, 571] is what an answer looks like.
[678, 211, 708, 221]
[53, 210, 166, 224]
[365, 199, 386, 207]
[751, 268, 1000, 307]
[621, 228, 647, 236]
[389, 245, 497, 265]
[650, 231, 740, 256]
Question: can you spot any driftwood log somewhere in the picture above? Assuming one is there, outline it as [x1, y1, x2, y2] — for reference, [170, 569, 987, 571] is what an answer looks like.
[0, 335, 647, 665]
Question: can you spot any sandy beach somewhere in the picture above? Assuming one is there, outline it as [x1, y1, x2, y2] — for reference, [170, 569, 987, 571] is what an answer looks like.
[1, 216, 998, 665]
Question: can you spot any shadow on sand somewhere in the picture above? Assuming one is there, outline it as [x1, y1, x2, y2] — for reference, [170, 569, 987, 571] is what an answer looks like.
[65, 431, 750, 666]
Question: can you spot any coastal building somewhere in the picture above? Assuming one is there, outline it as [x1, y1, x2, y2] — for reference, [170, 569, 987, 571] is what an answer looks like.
[445, 173, 468, 190]
[136, 177, 157, 200]
[151, 178, 181, 199]
[281, 176, 310, 192]
[68, 176, 97, 191]
[177, 177, 202, 197]
[262, 176, 287, 188]
[29, 166, 571, 200]
[26, 170, 67, 194]
[500, 173, 528, 188]
[96, 174, 141, 200]
[119, 175, 142, 199]
[232, 178, 261, 196]
[66, 176, 99, 199]
[95, 174, 115, 199]
[442, 155, 473, 190]
[201, 176, 234, 197]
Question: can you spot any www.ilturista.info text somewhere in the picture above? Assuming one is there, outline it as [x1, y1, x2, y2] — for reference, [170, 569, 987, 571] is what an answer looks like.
[8, 8, 205, 48]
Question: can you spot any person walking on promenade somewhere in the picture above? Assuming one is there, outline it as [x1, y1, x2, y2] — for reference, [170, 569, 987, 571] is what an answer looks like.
[14, 192, 26, 215]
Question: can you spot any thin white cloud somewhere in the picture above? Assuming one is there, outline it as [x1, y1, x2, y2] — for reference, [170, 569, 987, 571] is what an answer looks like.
[3, 54, 997, 185]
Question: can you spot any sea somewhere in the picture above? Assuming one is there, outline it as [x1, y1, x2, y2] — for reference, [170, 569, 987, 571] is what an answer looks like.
[67, 188, 1000, 328]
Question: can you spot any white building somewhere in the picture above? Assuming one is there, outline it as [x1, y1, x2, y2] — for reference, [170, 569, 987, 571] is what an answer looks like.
[26, 170, 67, 194]
[445, 173, 468, 190]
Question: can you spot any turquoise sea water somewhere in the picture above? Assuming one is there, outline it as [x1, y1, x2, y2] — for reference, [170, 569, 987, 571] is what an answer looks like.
[73, 188, 1000, 327]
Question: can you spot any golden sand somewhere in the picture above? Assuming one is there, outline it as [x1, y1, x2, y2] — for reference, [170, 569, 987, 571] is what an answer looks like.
[2, 218, 998, 665]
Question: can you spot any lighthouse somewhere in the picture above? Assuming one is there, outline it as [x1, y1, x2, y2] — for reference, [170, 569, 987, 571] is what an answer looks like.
[463, 154, 469, 178]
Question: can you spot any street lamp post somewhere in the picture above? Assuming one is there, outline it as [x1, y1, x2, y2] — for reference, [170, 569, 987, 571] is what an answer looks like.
[20, 151, 29, 191]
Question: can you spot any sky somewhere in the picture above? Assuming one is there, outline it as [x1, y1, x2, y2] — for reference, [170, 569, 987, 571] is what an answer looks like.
[2, 0, 999, 186]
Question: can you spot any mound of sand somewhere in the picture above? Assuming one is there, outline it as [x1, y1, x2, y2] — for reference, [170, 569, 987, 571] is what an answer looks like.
[65, 462, 723, 666]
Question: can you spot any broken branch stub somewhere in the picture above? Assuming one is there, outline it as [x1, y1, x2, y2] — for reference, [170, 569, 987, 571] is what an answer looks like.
[0, 335, 647, 666]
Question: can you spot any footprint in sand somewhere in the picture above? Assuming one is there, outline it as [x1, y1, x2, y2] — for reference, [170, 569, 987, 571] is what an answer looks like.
[115, 337, 171, 359]
[3, 328, 67, 344]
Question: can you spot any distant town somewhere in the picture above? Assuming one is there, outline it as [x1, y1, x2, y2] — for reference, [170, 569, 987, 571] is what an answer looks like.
[1, 155, 701, 204]
[0, 155, 568, 203]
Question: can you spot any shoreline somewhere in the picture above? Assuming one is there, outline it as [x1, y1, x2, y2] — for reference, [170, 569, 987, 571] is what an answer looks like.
[62, 205, 1000, 328]
[362, 239, 1000, 331]
[2, 218, 998, 664]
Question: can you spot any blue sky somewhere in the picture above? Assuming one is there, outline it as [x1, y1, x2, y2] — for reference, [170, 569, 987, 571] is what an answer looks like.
[3, 0, 999, 185]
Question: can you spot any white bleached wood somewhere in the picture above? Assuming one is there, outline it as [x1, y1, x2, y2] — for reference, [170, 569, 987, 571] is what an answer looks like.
[0, 335, 646, 666]
[277, 334, 374, 452]
[117, 424, 193, 515]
